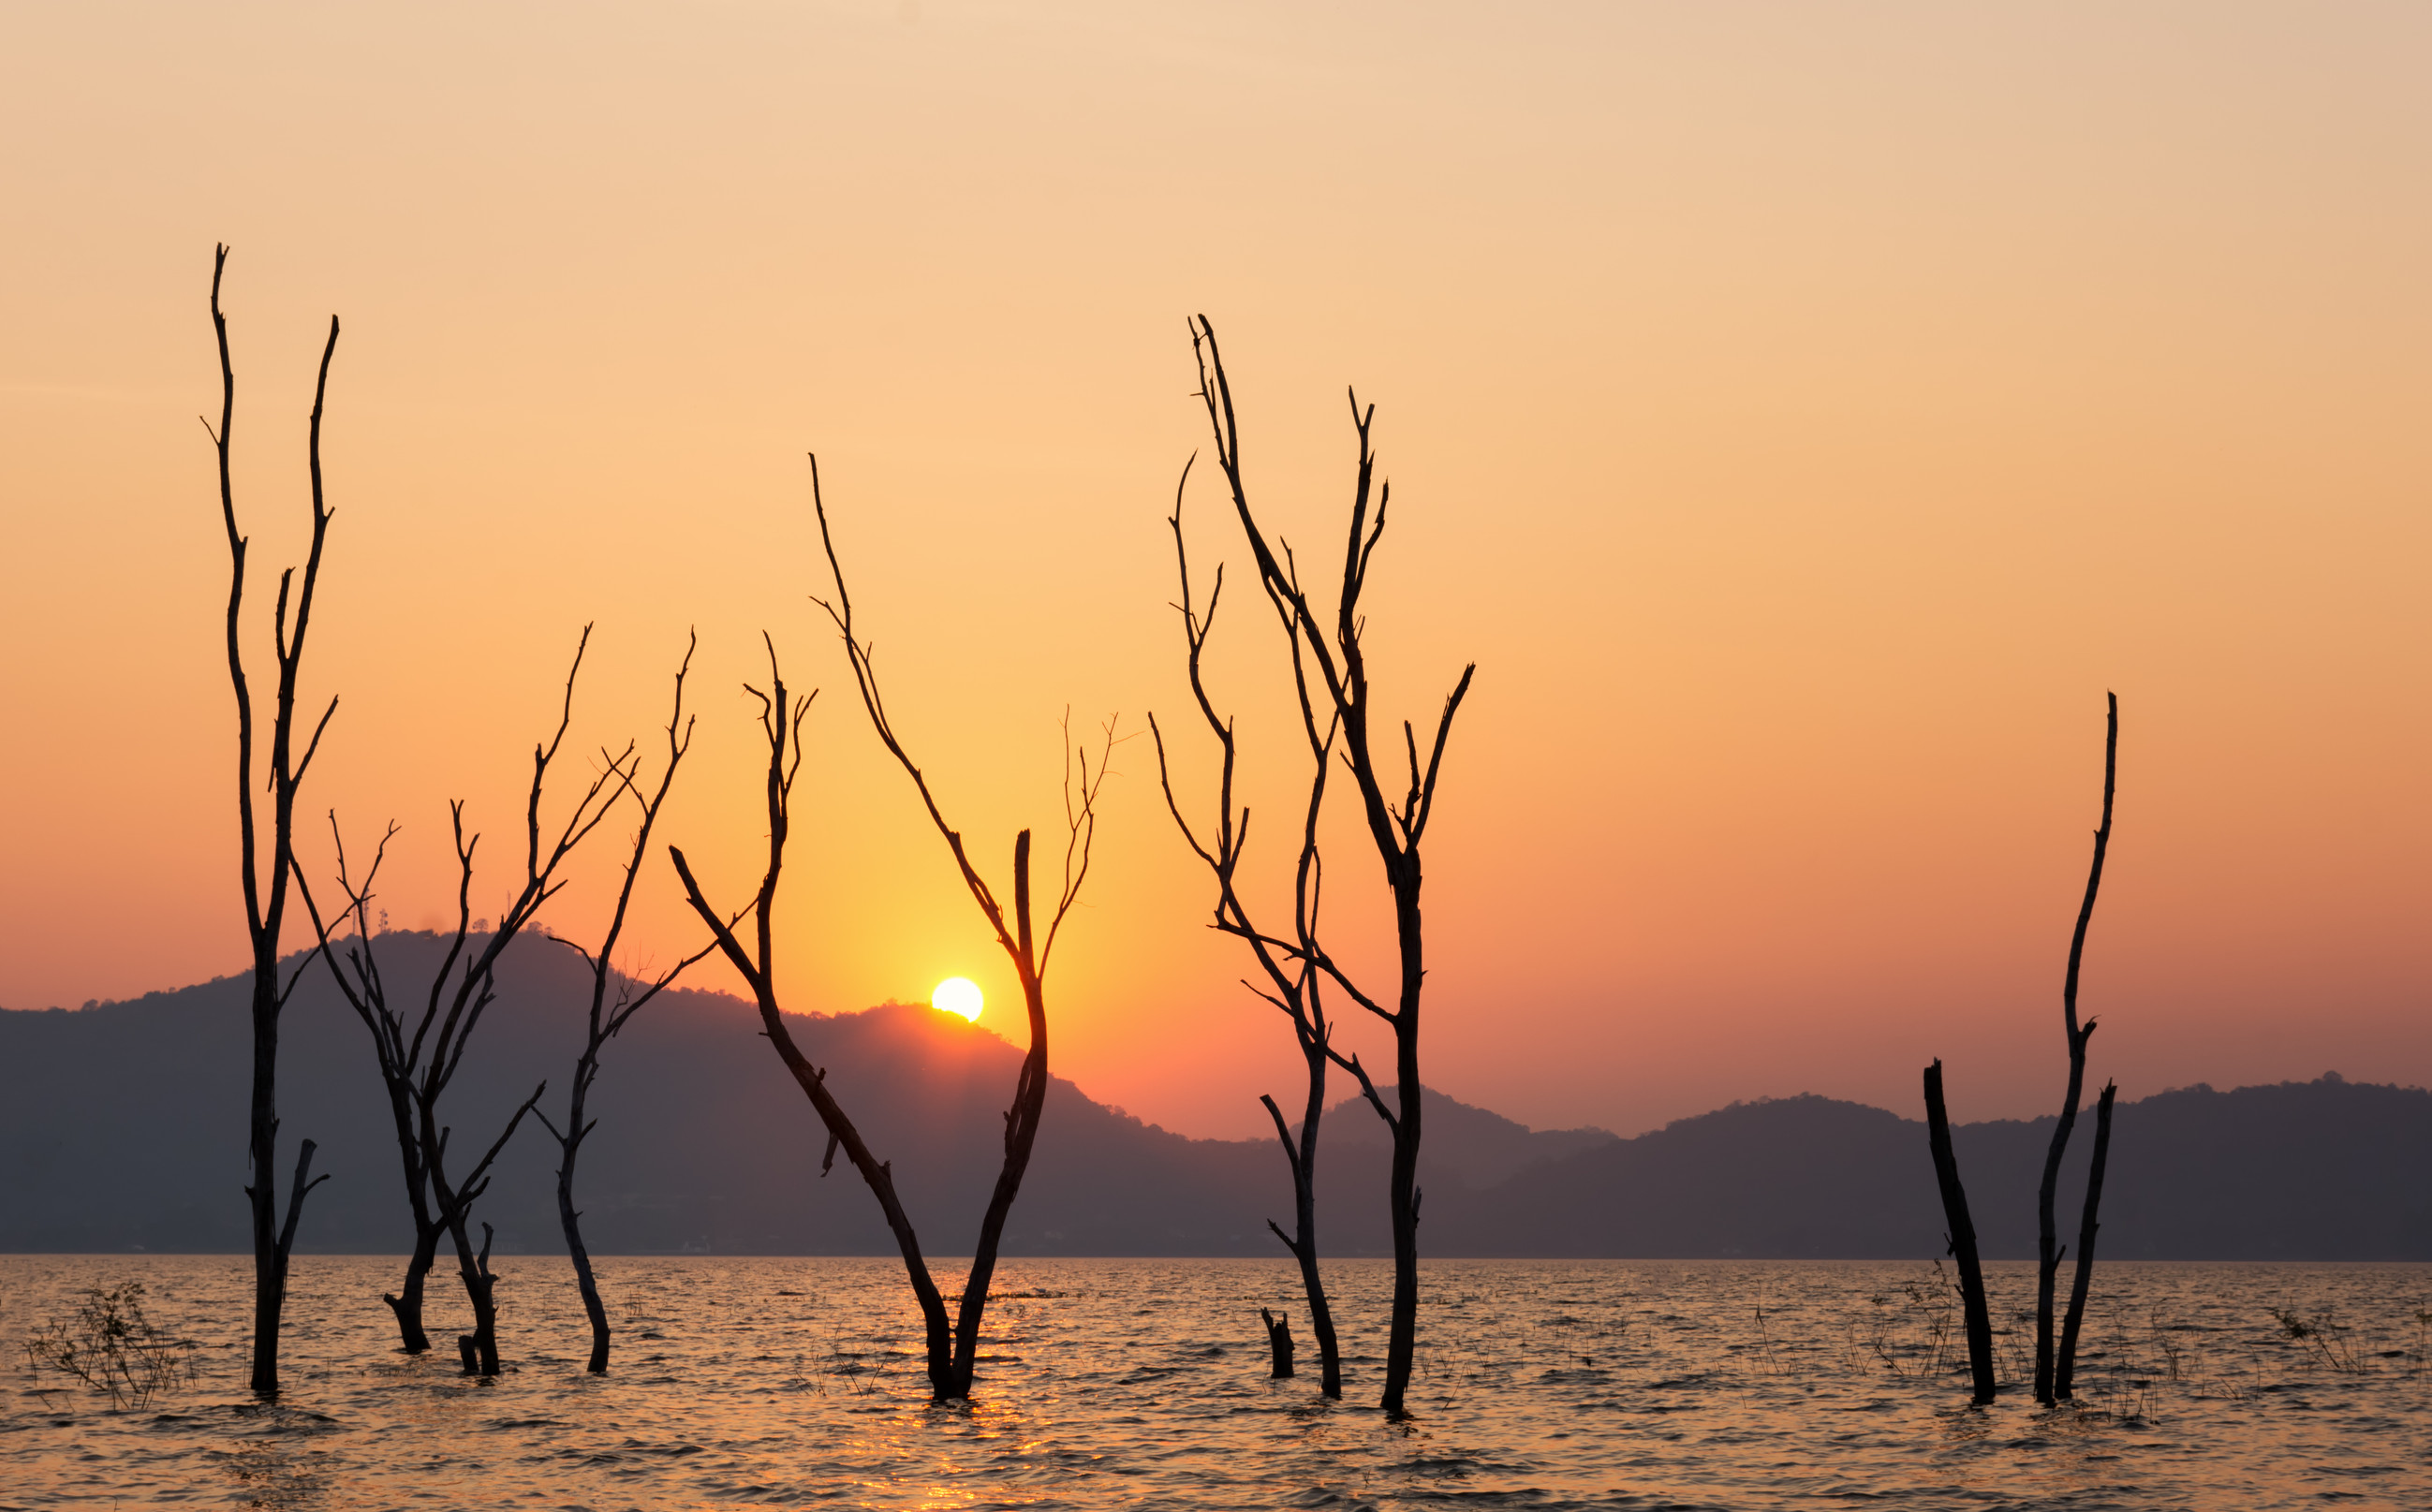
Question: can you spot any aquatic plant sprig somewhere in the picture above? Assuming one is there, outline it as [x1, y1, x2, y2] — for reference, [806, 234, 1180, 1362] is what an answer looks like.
[22, 1281, 196, 1411]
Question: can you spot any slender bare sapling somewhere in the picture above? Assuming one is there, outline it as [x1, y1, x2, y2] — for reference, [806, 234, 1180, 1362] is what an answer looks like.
[207, 245, 340, 1395]
[1152, 465, 1352, 1398]
[1184, 318, 1474, 1417]
[2035, 694, 2118, 1405]
[297, 628, 632, 1373]
[535, 634, 720, 1373]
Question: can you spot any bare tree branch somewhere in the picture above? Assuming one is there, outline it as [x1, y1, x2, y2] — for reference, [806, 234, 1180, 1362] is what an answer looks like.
[213, 247, 341, 1396]
[1175, 316, 1471, 1415]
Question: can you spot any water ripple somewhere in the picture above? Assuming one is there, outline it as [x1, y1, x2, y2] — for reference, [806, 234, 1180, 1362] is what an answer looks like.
[3, 1256, 2428, 1508]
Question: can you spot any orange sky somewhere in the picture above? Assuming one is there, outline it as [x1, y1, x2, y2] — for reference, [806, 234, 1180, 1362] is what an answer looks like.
[2, 2, 2426, 1140]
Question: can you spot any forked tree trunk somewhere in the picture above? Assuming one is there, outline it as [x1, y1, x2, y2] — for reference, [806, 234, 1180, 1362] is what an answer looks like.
[2054, 1079, 2117, 1401]
[371, 1068, 439, 1353]
[1182, 317, 1474, 1419]
[1260, 1079, 1344, 1398]
[421, 1082, 544, 1379]
[383, 1221, 442, 1354]
[252, 1139, 323, 1396]
[2034, 694, 2117, 1406]
[671, 548, 1110, 1403]
[2033, 1063, 2088, 1402]
[946, 940, 1053, 1396]
[1923, 1060, 1997, 1405]
[676, 825, 1056, 1401]
[448, 1221, 503, 1376]
[209, 247, 342, 1397]
[453, 1244, 501, 1376]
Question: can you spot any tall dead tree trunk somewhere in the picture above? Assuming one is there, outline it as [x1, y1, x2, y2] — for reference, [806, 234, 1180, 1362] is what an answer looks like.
[671, 461, 1112, 1403]
[2055, 1079, 2117, 1402]
[1185, 317, 1474, 1417]
[536, 635, 714, 1374]
[1152, 470, 1349, 1398]
[297, 628, 631, 1373]
[2034, 693, 2117, 1406]
[1923, 1059, 1997, 1405]
[208, 246, 340, 1396]
[384, 1225, 440, 1354]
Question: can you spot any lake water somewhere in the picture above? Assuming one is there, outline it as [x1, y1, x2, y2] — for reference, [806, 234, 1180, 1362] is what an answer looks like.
[3, 1255, 2426, 1509]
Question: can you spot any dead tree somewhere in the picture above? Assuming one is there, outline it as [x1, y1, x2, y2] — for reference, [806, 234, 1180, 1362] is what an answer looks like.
[535, 635, 719, 1373]
[424, 1075, 547, 1377]
[2054, 1079, 2117, 1401]
[1260, 1307, 1297, 1379]
[1923, 1060, 1997, 1404]
[669, 647, 963, 1380]
[297, 628, 630, 1373]
[1151, 471, 1349, 1398]
[207, 246, 339, 1396]
[669, 462, 1112, 1403]
[1186, 316, 1475, 1417]
[812, 470, 1114, 1400]
[2034, 693, 2118, 1405]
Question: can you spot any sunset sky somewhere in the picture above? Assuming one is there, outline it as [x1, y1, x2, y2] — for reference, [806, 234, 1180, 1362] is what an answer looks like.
[2, 2, 2425, 1142]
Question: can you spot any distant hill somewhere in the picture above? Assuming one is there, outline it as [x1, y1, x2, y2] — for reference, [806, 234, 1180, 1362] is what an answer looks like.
[3, 936, 2426, 1258]
[1429, 1078, 2432, 1260]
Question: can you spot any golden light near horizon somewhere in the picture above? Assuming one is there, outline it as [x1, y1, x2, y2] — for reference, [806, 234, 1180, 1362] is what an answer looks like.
[932, 977, 983, 1023]
[0, 2, 2425, 1147]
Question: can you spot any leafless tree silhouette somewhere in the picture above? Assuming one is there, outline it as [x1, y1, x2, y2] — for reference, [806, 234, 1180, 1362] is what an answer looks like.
[1178, 317, 1473, 1417]
[670, 459, 1113, 1402]
[1151, 469, 1350, 1398]
[2035, 694, 2118, 1405]
[1923, 1059, 1997, 1404]
[297, 628, 631, 1374]
[1260, 1307, 1298, 1379]
[2054, 1078, 2118, 1401]
[535, 634, 720, 1373]
[206, 245, 340, 1396]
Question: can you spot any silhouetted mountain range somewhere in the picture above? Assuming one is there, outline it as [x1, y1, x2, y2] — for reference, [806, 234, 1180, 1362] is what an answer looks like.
[5, 934, 2425, 1258]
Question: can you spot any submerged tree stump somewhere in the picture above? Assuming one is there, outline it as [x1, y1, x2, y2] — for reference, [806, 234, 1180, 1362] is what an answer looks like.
[380, 1292, 429, 1355]
[1260, 1308, 1296, 1379]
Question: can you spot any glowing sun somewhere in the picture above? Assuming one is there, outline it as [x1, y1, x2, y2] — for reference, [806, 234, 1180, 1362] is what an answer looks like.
[932, 977, 983, 1022]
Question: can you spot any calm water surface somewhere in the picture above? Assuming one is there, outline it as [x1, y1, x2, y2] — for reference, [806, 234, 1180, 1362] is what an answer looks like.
[3, 1255, 2426, 1509]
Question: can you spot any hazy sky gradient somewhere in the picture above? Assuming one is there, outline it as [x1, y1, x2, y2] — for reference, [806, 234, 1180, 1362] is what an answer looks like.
[3, 1, 2426, 1138]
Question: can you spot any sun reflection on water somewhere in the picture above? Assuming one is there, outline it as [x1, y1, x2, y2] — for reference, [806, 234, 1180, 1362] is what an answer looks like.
[1, 1255, 2428, 1508]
